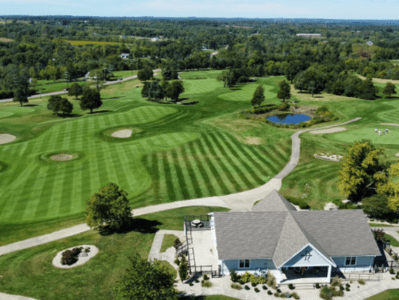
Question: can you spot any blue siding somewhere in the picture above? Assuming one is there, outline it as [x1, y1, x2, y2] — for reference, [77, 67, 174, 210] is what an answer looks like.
[284, 245, 332, 267]
[332, 256, 375, 272]
[220, 258, 275, 275]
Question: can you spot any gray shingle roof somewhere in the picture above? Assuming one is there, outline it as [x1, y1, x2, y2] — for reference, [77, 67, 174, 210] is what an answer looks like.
[214, 201, 380, 264]
[252, 190, 296, 212]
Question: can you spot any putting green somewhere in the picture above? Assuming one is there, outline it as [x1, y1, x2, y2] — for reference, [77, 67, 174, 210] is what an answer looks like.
[329, 126, 399, 145]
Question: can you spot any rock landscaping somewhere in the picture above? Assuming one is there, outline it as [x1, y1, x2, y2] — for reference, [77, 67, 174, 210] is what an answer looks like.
[52, 245, 98, 269]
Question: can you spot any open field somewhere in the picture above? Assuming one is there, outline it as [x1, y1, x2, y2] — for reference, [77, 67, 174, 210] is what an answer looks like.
[110, 70, 138, 79]
[0, 37, 14, 42]
[0, 206, 228, 300]
[33, 79, 88, 94]
[65, 40, 119, 46]
[0, 73, 292, 244]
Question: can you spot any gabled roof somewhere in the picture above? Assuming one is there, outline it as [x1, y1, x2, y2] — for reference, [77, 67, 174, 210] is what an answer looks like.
[213, 191, 380, 264]
[252, 190, 296, 212]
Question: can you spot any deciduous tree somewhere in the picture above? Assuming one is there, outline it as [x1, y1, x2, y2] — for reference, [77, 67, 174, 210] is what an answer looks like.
[115, 254, 179, 300]
[85, 182, 131, 231]
[13, 87, 28, 107]
[68, 83, 83, 99]
[251, 84, 265, 107]
[383, 82, 397, 98]
[80, 87, 102, 113]
[277, 80, 291, 102]
[168, 80, 184, 102]
[138, 67, 153, 82]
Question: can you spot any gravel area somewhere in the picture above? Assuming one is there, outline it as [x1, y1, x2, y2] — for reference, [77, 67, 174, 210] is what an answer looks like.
[111, 129, 132, 138]
[0, 134, 16, 145]
[50, 154, 73, 161]
[52, 245, 98, 269]
[310, 127, 346, 134]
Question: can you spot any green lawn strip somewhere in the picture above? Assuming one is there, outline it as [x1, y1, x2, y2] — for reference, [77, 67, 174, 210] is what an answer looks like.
[183, 296, 239, 300]
[369, 223, 396, 227]
[110, 70, 138, 79]
[0, 206, 225, 300]
[32, 79, 88, 94]
[384, 234, 399, 247]
[365, 289, 399, 300]
[160, 234, 179, 252]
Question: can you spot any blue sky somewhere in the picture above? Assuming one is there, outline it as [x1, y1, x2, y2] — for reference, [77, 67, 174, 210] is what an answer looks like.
[1, 0, 399, 20]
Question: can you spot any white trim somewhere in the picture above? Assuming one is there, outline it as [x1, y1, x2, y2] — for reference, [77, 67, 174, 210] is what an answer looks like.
[277, 243, 336, 269]
[344, 256, 357, 266]
[238, 259, 251, 269]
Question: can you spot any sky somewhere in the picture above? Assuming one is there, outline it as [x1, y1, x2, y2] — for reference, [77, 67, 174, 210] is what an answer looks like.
[1, 0, 399, 20]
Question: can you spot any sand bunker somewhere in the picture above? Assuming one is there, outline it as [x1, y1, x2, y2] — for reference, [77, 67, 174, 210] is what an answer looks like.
[111, 129, 132, 138]
[396, 153, 399, 157]
[51, 154, 73, 161]
[310, 127, 347, 134]
[314, 153, 343, 162]
[0, 134, 16, 145]
[52, 245, 99, 269]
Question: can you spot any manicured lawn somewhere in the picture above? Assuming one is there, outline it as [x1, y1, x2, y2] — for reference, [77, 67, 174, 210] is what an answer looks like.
[161, 234, 179, 252]
[110, 70, 138, 79]
[0, 206, 227, 300]
[369, 223, 396, 227]
[0, 72, 292, 243]
[32, 79, 88, 94]
[384, 234, 399, 247]
[366, 289, 399, 300]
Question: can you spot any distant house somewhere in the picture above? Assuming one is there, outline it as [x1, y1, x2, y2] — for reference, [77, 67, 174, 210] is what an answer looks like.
[366, 41, 374, 46]
[120, 53, 130, 59]
[151, 37, 160, 42]
[185, 190, 381, 284]
[120, 35, 127, 39]
[296, 33, 321, 38]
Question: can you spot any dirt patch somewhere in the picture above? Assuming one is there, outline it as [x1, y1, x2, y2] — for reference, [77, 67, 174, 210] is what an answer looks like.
[0, 134, 16, 145]
[244, 137, 262, 145]
[112, 129, 132, 138]
[310, 127, 347, 134]
[50, 154, 74, 161]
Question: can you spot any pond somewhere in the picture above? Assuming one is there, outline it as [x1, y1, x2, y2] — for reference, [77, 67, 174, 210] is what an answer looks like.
[266, 114, 311, 125]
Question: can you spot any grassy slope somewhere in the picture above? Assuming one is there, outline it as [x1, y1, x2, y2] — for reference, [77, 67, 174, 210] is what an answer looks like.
[160, 234, 179, 252]
[33, 79, 88, 94]
[280, 82, 399, 208]
[384, 234, 399, 247]
[366, 289, 399, 300]
[0, 73, 292, 244]
[0, 206, 229, 300]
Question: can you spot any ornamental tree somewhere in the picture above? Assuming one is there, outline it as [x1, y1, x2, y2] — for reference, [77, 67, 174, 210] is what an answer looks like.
[80, 87, 102, 113]
[251, 84, 265, 107]
[85, 183, 132, 231]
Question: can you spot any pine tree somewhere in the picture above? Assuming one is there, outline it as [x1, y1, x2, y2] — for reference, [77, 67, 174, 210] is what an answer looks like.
[251, 84, 265, 107]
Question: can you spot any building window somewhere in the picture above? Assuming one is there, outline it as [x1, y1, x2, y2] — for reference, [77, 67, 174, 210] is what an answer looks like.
[239, 259, 250, 269]
[345, 257, 356, 266]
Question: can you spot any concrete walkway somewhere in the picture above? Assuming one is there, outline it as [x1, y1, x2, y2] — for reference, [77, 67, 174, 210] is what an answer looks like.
[148, 230, 185, 261]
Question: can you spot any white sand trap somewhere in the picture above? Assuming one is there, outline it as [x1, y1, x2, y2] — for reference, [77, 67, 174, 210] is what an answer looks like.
[396, 153, 399, 157]
[245, 137, 262, 145]
[310, 127, 347, 134]
[52, 245, 99, 269]
[112, 129, 132, 138]
[51, 154, 73, 161]
[0, 134, 16, 145]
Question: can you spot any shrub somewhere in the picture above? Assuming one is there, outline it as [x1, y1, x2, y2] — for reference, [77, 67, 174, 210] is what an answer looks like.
[266, 271, 277, 289]
[60, 247, 82, 265]
[291, 292, 300, 299]
[392, 277, 396, 280]
[231, 283, 242, 290]
[288, 283, 295, 290]
[178, 254, 188, 282]
[274, 292, 280, 297]
[255, 288, 260, 293]
[279, 102, 290, 111]
[251, 282, 257, 287]
[174, 256, 180, 266]
[189, 282, 193, 286]
[390, 268, 395, 274]
[230, 269, 240, 282]
[331, 276, 342, 287]
[346, 283, 350, 288]
[284, 196, 310, 209]
[320, 286, 333, 300]
[268, 290, 273, 295]
[263, 285, 268, 290]
[358, 279, 365, 285]
[276, 288, 282, 293]
[173, 238, 182, 249]
[350, 280, 353, 284]
[345, 287, 350, 291]
[315, 283, 321, 289]
[201, 280, 212, 288]
[203, 274, 209, 281]
[195, 279, 199, 283]
[396, 274, 399, 279]
[245, 285, 250, 290]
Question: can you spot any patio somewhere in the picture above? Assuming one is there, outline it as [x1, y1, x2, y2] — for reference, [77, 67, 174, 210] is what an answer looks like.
[188, 230, 218, 274]
[280, 266, 330, 284]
